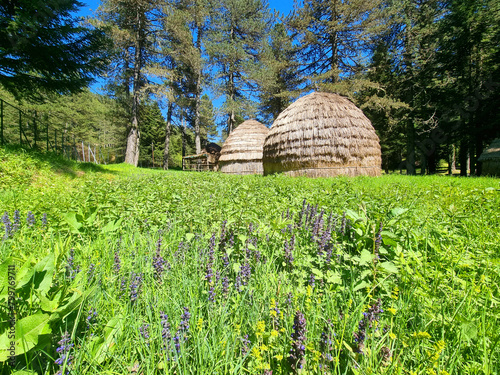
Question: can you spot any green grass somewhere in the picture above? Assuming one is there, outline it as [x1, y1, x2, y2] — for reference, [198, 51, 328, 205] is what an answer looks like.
[0, 146, 499, 375]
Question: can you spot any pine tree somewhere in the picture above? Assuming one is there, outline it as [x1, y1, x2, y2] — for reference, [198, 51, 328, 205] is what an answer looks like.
[0, 0, 108, 101]
[206, 0, 272, 134]
[287, 0, 383, 91]
[258, 21, 304, 123]
[98, 0, 160, 166]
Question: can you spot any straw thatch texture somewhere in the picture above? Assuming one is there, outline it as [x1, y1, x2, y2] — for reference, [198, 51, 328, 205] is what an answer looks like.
[478, 138, 500, 176]
[219, 119, 270, 175]
[263, 92, 382, 177]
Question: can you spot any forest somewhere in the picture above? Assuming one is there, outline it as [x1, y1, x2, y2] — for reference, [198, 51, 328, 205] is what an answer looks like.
[1, 0, 499, 173]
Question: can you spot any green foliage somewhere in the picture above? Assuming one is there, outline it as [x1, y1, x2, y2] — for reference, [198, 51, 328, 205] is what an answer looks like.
[0, 0, 109, 101]
[0, 148, 499, 374]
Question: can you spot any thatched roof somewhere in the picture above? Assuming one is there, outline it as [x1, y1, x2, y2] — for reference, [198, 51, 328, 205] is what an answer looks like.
[263, 92, 382, 177]
[478, 139, 500, 162]
[219, 119, 269, 175]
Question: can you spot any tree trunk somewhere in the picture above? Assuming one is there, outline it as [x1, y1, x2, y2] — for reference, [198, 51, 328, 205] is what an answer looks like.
[459, 140, 468, 176]
[227, 24, 236, 134]
[163, 101, 173, 170]
[194, 27, 203, 154]
[406, 120, 416, 175]
[125, 4, 144, 166]
[181, 113, 186, 157]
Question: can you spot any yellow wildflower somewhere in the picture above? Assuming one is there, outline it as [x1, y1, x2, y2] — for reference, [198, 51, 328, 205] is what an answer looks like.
[389, 332, 397, 340]
[260, 344, 268, 352]
[271, 329, 279, 338]
[440, 371, 450, 375]
[391, 287, 400, 300]
[274, 354, 283, 361]
[412, 331, 431, 339]
[256, 321, 265, 338]
[306, 285, 313, 297]
[388, 307, 397, 315]
[252, 346, 261, 359]
[196, 318, 203, 332]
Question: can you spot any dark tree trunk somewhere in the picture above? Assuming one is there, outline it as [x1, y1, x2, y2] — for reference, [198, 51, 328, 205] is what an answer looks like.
[125, 5, 145, 166]
[406, 120, 416, 175]
[194, 27, 203, 154]
[163, 101, 173, 170]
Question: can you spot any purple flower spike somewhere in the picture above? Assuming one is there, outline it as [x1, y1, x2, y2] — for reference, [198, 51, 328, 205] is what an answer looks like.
[289, 310, 307, 371]
[54, 331, 74, 375]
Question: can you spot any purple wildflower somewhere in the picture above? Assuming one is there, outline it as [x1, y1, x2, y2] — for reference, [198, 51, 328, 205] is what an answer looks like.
[66, 249, 78, 280]
[206, 233, 216, 284]
[340, 212, 347, 236]
[240, 262, 251, 286]
[222, 276, 229, 296]
[319, 319, 334, 362]
[208, 286, 216, 302]
[2, 212, 12, 239]
[289, 310, 307, 371]
[353, 298, 383, 353]
[153, 237, 170, 281]
[42, 213, 48, 226]
[26, 211, 35, 227]
[86, 308, 98, 329]
[129, 273, 143, 303]
[13, 210, 20, 232]
[139, 323, 150, 340]
[241, 334, 250, 356]
[113, 250, 120, 273]
[284, 235, 295, 267]
[87, 263, 95, 282]
[54, 331, 73, 375]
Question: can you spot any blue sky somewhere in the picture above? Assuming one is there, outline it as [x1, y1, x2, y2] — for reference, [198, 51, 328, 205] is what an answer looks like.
[77, 0, 295, 20]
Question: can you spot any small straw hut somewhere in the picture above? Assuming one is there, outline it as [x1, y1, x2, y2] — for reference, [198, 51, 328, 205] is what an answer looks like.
[478, 138, 500, 176]
[263, 92, 382, 177]
[218, 119, 269, 175]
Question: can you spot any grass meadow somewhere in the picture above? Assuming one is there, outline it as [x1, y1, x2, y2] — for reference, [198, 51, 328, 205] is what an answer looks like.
[1, 145, 499, 375]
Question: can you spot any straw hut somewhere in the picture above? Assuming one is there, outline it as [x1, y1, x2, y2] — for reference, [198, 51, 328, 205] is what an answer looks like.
[218, 119, 269, 175]
[263, 92, 382, 177]
[478, 138, 500, 176]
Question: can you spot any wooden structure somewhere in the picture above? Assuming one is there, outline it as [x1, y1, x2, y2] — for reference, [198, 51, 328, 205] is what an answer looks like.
[182, 143, 221, 171]
[263, 92, 382, 177]
[478, 138, 500, 176]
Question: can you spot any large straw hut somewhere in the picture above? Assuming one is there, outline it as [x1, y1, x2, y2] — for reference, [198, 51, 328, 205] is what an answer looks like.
[218, 119, 269, 175]
[263, 92, 382, 177]
[478, 138, 500, 176]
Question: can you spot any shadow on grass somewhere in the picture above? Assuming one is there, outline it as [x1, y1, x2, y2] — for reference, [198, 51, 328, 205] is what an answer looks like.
[2, 144, 117, 178]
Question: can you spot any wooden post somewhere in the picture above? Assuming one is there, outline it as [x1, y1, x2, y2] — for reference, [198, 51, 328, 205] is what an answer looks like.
[33, 112, 37, 148]
[0, 99, 3, 145]
[19, 111, 22, 145]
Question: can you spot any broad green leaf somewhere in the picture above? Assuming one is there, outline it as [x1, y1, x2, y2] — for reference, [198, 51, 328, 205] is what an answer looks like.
[379, 261, 398, 274]
[388, 208, 408, 220]
[32, 253, 55, 295]
[353, 280, 370, 292]
[326, 270, 341, 284]
[0, 257, 13, 302]
[0, 311, 51, 360]
[62, 212, 83, 233]
[101, 218, 123, 234]
[185, 233, 195, 242]
[15, 257, 36, 290]
[359, 249, 374, 266]
[93, 315, 124, 363]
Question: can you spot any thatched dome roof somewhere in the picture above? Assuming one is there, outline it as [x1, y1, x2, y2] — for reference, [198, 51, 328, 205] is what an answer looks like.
[478, 139, 500, 161]
[263, 92, 382, 177]
[219, 119, 269, 175]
